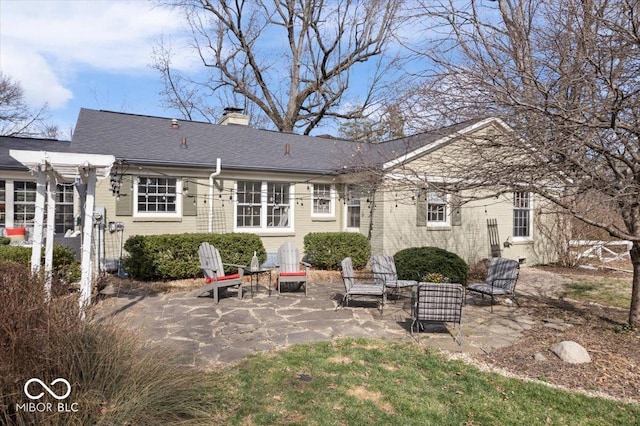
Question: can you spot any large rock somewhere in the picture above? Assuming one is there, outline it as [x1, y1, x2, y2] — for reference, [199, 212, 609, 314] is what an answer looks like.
[551, 341, 591, 364]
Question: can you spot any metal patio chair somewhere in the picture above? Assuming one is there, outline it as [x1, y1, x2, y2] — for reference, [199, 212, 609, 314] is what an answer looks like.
[339, 257, 386, 312]
[370, 255, 418, 297]
[411, 282, 464, 344]
[466, 257, 520, 312]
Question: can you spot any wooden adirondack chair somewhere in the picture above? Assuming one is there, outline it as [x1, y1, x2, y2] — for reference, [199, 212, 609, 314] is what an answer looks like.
[194, 242, 244, 303]
[275, 242, 309, 296]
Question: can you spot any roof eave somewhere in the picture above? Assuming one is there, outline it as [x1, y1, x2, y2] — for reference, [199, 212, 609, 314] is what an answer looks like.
[382, 117, 512, 170]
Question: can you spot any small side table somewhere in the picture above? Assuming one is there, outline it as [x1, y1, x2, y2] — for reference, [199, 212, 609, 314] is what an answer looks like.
[243, 267, 273, 297]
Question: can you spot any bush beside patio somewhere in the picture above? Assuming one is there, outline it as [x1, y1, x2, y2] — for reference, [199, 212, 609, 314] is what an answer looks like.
[394, 246, 469, 284]
[122, 232, 266, 280]
[304, 232, 370, 270]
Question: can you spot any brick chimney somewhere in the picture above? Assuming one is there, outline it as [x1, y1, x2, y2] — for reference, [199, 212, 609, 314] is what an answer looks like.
[218, 107, 249, 126]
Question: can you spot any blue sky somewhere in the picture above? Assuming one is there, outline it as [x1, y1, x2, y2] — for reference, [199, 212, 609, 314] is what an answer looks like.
[0, 0, 198, 139]
[0, 0, 439, 139]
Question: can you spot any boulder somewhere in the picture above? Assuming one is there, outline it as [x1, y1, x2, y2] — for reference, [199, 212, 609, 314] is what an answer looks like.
[533, 352, 547, 362]
[550, 341, 591, 364]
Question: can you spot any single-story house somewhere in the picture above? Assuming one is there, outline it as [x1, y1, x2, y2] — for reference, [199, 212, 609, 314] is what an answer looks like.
[0, 108, 554, 268]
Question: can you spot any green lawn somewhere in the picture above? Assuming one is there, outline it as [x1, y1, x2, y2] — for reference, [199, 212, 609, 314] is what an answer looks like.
[561, 273, 632, 309]
[203, 338, 639, 425]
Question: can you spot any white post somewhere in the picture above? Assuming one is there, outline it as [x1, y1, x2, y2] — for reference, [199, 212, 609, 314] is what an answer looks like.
[30, 170, 46, 275]
[208, 158, 222, 233]
[79, 168, 97, 315]
[44, 173, 56, 297]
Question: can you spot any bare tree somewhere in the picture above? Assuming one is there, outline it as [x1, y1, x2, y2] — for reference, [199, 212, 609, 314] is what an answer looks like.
[0, 72, 49, 137]
[403, 0, 640, 326]
[338, 101, 406, 142]
[154, 0, 402, 134]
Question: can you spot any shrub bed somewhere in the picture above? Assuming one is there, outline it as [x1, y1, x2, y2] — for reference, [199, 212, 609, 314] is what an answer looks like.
[393, 246, 468, 284]
[122, 233, 266, 280]
[0, 244, 81, 282]
[304, 232, 370, 270]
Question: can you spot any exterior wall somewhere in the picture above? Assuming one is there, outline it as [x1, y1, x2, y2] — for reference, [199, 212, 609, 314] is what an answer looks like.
[97, 168, 359, 259]
[373, 184, 543, 265]
[369, 124, 553, 266]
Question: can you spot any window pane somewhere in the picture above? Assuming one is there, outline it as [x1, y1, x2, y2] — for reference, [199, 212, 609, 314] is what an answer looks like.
[346, 186, 361, 228]
[267, 183, 289, 227]
[237, 181, 262, 228]
[0, 180, 5, 227]
[55, 185, 75, 234]
[14, 181, 37, 225]
[313, 184, 332, 214]
[427, 191, 447, 223]
[137, 177, 178, 213]
[513, 192, 531, 237]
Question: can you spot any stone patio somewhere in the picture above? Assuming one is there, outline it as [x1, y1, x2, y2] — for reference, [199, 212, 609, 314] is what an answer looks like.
[94, 268, 560, 369]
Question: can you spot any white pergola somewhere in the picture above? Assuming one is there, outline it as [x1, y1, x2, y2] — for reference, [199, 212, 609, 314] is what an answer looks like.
[9, 150, 115, 313]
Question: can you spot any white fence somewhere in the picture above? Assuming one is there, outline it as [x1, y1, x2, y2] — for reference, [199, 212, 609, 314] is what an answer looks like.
[569, 240, 632, 263]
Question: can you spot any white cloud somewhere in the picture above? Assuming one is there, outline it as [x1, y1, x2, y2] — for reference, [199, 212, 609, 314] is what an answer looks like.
[0, 0, 194, 111]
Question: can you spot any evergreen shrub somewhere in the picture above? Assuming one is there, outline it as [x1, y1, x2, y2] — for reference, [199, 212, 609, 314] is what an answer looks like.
[0, 244, 81, 282]
[122, 233, 266, 280]
[393, 246, 468, 284]
[304, 232, 370, 270]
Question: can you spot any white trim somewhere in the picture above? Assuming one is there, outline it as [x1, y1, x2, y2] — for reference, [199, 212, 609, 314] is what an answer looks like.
[233, 180, 295, 233]
[382, 117, 512, 170]
[426, 191, 451, 228]
[311, 183, 335, 218]
[343, 184, 361, 231]
[512, 191, 533, 241]
[133, 177, 183, 218]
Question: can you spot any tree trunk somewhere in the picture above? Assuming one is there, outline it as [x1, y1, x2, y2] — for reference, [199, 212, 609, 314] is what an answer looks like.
[629, 242, 640, 327]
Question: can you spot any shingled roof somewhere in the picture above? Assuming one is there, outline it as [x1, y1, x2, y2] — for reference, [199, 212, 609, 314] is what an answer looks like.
[0, 109, 502, 176]
[0, 136, 72, 170]
[70, 109, 367, 175]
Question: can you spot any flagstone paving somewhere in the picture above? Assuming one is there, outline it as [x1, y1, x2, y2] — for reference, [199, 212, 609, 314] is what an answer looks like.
[94, 268, 563, 369]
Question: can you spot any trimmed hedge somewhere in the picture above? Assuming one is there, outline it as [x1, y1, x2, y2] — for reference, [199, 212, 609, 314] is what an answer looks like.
[0, 244, 81, 283]
[393, 246, 468, 284]
[0, 237, 10, 245]
[304, 232, 370, 270]
[122, 233, 266, 281]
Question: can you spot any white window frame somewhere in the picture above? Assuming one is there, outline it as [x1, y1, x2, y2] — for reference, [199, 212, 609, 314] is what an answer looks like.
[513, 191, 532, 240]
[133, 176, 182, 218]
[13, 180, 37, 226]
[1, 179, 77, 232]
[426, 191, 450, 227]
[0, 179, 6, 227]
[234, 180, 294, 232]
[344, 185, 361, 231]
[236, 180, 262, 228]
[55, 184, 75, 234]
[311, 183, 335, 218]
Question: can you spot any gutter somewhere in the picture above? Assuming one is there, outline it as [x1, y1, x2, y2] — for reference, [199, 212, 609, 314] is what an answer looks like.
[208, 158, 222, 233]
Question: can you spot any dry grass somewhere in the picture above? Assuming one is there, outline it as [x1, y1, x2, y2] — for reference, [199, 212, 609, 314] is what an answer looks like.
[1, 262, 220, 425]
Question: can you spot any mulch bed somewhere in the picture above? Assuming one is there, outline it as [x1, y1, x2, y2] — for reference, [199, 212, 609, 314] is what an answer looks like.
[477, 294, 640, 403]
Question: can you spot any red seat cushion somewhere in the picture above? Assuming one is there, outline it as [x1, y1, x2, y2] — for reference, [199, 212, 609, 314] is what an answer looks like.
[218, 273, 241, 281]
[279, 272, 306, 277]
[5, 227, 26, 236]
[205, 273, 240, 283]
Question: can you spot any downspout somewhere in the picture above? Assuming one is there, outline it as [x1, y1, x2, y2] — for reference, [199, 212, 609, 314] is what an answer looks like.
[208, 158, 222, 233]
